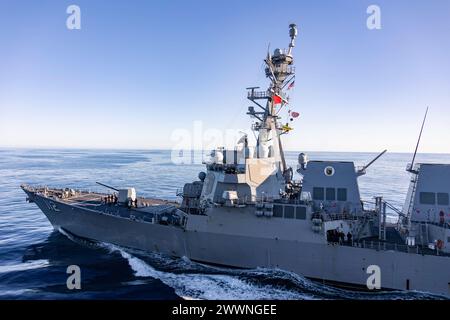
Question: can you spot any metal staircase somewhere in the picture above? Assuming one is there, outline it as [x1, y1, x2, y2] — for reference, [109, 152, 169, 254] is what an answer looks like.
[406, 172, 419, 221]
[356, 212, 371, 240]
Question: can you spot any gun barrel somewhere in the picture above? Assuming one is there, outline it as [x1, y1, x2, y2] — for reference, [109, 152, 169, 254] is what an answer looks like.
[362, 149, 387, 171]
[96, 182, 119, 192]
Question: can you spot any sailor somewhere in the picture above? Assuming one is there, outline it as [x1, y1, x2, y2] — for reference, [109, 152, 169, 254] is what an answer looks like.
[332, 229, 339, 244]
[347, 232, 353, 245]
[339, 231, 345, 245]
[327, 229, 336, 244]
[439, 210, 445, 225]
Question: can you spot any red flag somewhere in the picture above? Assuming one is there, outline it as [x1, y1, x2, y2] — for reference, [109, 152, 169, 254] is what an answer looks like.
[272, 95, 282, 104]
[291, 111, 300, 118]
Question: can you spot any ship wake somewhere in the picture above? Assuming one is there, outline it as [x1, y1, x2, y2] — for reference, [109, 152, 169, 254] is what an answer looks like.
[0, 260, 49, 274]
[100, 243, 443, 300]
[102, 243, 311, 300]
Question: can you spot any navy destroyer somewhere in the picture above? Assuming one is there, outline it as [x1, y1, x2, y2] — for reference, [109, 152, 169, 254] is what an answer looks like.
[22, 24, 450, 297]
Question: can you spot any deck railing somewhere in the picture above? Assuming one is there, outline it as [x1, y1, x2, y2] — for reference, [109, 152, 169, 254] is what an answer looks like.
[247, 90, 270, 100]
[329, 239, 448, 257]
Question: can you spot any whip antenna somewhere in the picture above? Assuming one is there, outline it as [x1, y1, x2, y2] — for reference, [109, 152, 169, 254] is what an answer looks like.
[408, 107, 429, 173]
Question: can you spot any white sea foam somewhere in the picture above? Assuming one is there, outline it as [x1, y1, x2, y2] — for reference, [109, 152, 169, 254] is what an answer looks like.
[0, 259, 49, 273]
[102, 243, 312, 300]
[0, 288, 37, 296]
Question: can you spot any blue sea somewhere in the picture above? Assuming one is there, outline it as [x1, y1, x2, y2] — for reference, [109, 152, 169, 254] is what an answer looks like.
[1, 148, 449, 300]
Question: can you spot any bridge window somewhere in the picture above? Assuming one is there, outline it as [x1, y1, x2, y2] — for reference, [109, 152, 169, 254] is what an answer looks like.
[437, 193, 449, 206]
[284, 206, 295, 219]
[296, 206, 306, 220]
[337, 188, 347, 201]
[420, 192, 436, 205]
[313, 187, 324, 200]
[273, 205, 283, 218]
[326, 188, 336, 201]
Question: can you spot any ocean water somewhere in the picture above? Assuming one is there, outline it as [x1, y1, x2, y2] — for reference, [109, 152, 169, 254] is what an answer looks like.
[1, 148, 449, 300]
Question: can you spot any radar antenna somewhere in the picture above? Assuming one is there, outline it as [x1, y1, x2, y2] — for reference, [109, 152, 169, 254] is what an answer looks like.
[287, 24, 298, 56]
[246, 24, 299, 177]
[407, 107, 429, 174]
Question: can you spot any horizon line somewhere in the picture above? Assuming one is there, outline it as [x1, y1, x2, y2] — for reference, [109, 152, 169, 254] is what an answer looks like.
[0, 145, 449, 156]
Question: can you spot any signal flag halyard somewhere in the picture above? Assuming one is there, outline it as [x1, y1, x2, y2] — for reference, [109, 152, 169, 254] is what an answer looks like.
[282, 123, 293, 132]
[287, 80, 295, 90]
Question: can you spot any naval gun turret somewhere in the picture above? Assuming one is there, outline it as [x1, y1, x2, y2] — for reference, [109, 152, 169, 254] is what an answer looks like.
[96, 181, 136, 206]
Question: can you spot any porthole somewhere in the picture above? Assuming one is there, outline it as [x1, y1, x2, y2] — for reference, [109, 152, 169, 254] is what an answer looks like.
[324, 166, 335, 176]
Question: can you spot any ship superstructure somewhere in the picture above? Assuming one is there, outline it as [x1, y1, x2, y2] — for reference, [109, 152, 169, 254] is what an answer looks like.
[399, 163, 450, 253]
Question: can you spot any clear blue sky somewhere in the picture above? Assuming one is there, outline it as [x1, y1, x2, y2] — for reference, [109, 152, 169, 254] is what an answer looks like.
[1, 0, 449, 152]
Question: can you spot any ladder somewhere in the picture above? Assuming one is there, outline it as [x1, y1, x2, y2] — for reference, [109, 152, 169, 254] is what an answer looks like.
[419, 223, 428, 246]
[406, 173, 419, 221]
[375, 197, 387, 241]
[379, 202, 387, 241]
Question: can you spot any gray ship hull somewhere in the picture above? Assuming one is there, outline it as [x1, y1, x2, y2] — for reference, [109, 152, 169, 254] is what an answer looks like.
[28, 191, 450, 298]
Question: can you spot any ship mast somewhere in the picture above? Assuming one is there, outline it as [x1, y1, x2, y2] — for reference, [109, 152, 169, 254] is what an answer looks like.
[247, 24, 298, 180]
